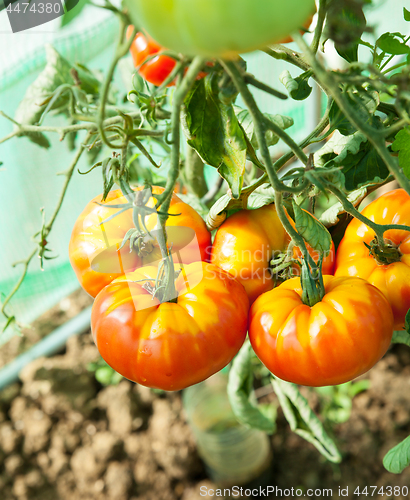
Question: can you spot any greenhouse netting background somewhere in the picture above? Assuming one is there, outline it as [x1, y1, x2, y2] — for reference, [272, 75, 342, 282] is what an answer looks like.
[0, 0, 407, 345]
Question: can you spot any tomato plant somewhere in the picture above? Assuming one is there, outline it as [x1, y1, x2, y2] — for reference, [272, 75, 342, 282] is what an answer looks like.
[91, 262, 249, 390]
[69, 186, 211, 298]
[4, 0, 410, 475]
[249, 275, 394, 386]
[211, 205, 335, 304]
[335, 189, 410, 330]
[124, 0, 316, 58]
[127, 28, 178, 87]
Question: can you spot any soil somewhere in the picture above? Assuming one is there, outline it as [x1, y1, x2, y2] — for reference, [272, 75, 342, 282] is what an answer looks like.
[1, 290, 410, 499]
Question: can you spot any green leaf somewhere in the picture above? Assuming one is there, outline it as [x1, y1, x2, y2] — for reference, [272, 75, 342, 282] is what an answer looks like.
[376, 33, 410, 55]
[182, 75, 247, 198]
[315, 131, 368, 167]
[391, 330, 410, 347]
[247, 185, 275, 210]
[61, 0, 88, 27]
[329, 90, 379, 136]
[392, 127, 410, 180]
[314, 131, 389, 191]
[293, 202, 332, 253]
[271, 377, 342, 463]
[326, 2, 367, 63]
[320, 187, 367, 227]
[206, 194, 231, 231]
[73, 63, 101, 96]
[341, 146, 389, 191]
[234, 106, 293, 149]
[279, 70, 312, 101]
[15, 45, 74, 126]
[13, 45, 101, 149]
[13, 45, 73, 149]
[336, 44, 359, 64]
[227, 343, 276, 433]
[406, 309, 410, 334]
[329, 101, 357, 137]
[383, 435, 410, 474]
[405, 8, 410, 22]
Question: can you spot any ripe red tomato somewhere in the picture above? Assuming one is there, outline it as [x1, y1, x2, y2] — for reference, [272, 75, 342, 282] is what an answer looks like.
[249, 275, 394, 386]
[335, 189, 410, 330]
[91, 262, 249, 390]
[210, 205, 335, 304]
[127, 28, 178, 87]
[69, 186, 211, 298]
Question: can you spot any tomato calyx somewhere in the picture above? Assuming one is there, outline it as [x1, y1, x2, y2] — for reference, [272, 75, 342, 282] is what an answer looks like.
[270, 250, 294, 280]
[300, 258, 325, 307]
[364, 238, 402, 265]
[139, 259, 180, 304]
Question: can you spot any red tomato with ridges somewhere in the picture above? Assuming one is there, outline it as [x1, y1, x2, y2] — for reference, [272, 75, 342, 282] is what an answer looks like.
[210, 205, 335, 304]
[69, 186, 211, 298]
[249, 275, 394, 387]
[335, 188, 410, 330]
[91, 262, 249, 391]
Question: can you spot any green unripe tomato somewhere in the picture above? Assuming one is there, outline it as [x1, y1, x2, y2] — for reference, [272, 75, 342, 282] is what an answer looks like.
[124, 0, 316, 59]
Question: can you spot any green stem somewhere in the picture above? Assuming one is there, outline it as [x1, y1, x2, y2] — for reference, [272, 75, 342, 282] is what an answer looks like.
[156, 56, 206, 214]
[97, 23, 137, 149]
[0, 110, 149, 145]
[244, 74, 288, 100]
[381, 61, 408, 75]
[383, 118, 410, 137]
[155, 56, 206, 303]
[241, 94, 333, 196]
[153, 61, 184, 96]
[185, 145, 208, 198]
[263, 117, 308, 165]
[294, 32, 410, 196]
[1, 132, 91, 321]
[310, 0, 327, 55]
[1, 249, 37, 322]
[379, 36, 410, 71]
[221, 60, 308, 192]
[220, 60, 323, 303]
[326, 183, 410, 245]
[263, 46, 330, 96]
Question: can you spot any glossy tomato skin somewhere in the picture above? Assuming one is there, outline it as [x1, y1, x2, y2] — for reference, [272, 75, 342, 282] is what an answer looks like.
[335, 189, 410, 330]
[69, 186, 211, 298]
[249, 276, 394, 386]
[210, 205, 335, 304]
[211, 205, 287, 304]
[91, 262, 249, 391]
[128, 28, 177, 86]
[124, 0, 316, 59]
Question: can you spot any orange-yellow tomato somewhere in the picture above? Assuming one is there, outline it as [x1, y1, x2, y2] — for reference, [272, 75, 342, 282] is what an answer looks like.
[335, 189, 410, 330]
[69, 186, 211, 298]
[249, 276, 394, 387]
[210, 205, 335, 304]
[91, 262, 249, 391]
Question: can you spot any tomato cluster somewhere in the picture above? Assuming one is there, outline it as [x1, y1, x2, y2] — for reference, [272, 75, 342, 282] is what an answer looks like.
[70, 188, 407, 390]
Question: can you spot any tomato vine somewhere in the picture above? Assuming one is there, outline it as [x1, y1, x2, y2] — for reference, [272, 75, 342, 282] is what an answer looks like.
[2, 0, 410, 475]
